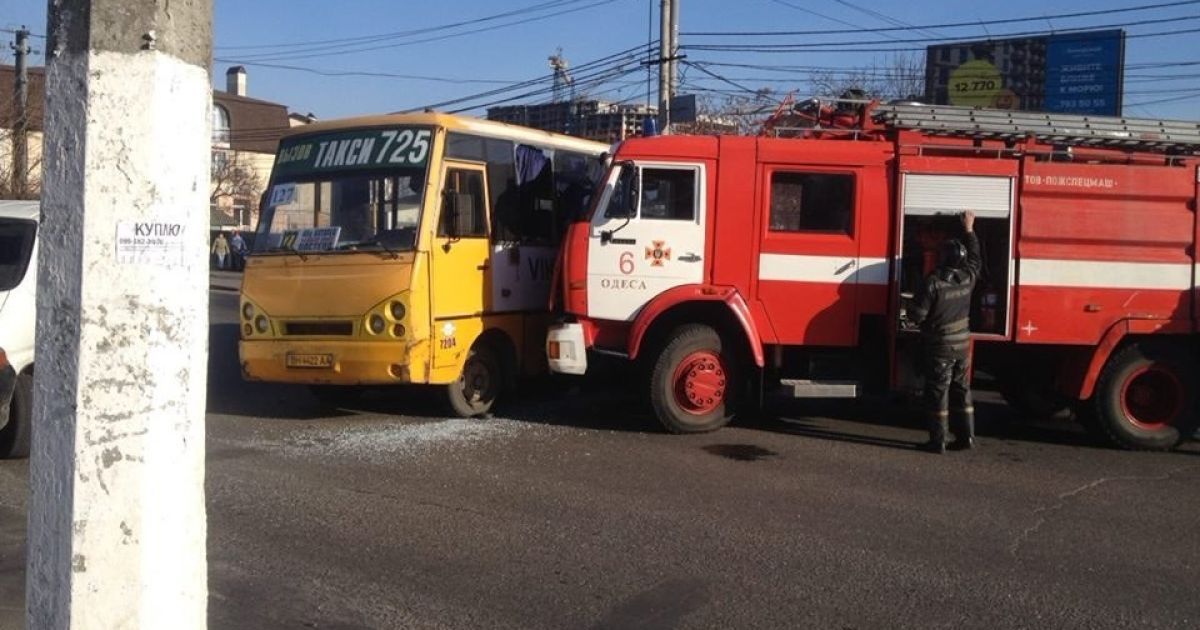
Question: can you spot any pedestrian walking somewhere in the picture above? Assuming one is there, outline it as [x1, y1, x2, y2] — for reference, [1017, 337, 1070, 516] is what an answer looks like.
[211, 232, 230, 270]
[908, 211, 981, 454]
[230, 230, 247, 271]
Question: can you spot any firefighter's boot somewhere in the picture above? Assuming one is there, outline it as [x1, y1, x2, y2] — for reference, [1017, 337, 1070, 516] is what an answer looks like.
[922, 412, 948, 454]
[951, 407, 976, 451]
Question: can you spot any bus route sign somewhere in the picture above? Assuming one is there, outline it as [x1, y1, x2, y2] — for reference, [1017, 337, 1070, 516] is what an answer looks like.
[274, 127, 433, 178]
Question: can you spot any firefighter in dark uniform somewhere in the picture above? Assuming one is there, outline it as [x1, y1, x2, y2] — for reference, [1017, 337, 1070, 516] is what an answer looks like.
[909, 211, 982, 454]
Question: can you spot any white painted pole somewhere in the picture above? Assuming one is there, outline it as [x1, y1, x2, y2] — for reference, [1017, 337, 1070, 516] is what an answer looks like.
[658, 0, 672, 133]
[28, 1, 212, 628]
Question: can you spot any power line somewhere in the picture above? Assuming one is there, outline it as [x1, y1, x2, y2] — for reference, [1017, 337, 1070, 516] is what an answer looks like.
[226, 0, 621, 63]
[682, 61, 763, 97]
[683, 25, 1200, 54]
[0, 28, 44, 39]
[212, 59, 522, 85]
[684, 15, 1200, 51]
[217, 0, 593, 51]
[1126, 89, 1200, 106]
[693, 59, 1200, 74]
[761, 0, 907, 42]
[448, 65, 645, 114]
[405, 43, 650, 113]
[682, 61, 1198, 82]
[686, 0, 1200, 36]
[832, 0, 947, 39]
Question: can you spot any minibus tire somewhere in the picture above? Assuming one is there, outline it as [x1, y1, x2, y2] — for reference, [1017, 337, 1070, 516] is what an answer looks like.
[0, 373, 32, 459]
[446, 345, 501, 418]
[1091, 341, 1198, 451]
[650, 324, 736, 434]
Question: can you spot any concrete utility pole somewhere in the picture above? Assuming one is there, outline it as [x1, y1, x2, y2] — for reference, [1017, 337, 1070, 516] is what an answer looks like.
[29, 1, 212, 628]
[658, 0, 672, 133]
[11, 27, 30, 198]
[669, 0, 680, 122]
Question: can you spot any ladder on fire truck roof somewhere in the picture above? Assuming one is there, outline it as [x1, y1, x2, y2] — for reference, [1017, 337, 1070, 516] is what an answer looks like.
[873, 103, 1200, 154]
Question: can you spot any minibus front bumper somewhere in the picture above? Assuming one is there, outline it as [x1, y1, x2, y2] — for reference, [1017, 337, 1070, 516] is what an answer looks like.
[239, 339, 414, 385]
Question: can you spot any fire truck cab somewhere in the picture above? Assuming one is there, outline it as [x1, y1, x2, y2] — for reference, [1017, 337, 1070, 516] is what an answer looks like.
[548, 103, 1200, 451]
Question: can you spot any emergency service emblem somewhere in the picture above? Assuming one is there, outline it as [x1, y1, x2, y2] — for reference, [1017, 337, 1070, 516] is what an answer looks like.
[646, 240, 671, 267]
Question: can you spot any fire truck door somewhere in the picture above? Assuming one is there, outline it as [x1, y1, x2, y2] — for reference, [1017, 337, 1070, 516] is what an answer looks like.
[755, 167, 868, 346]
[587, 162, 707, 322]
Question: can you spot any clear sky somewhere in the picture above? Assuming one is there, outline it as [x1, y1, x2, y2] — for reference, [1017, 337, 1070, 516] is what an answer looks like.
[2, 0, 1198, 121]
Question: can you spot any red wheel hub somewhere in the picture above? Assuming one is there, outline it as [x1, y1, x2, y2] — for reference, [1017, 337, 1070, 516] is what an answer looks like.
[1120, 365, 1183, 430]
[672, 350, 727, 415]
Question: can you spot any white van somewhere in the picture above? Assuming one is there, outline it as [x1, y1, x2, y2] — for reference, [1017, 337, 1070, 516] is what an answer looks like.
[0, 200, 38, 459]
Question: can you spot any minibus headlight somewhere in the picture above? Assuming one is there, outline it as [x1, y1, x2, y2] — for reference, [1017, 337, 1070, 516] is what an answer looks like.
[242, 303, 254, 321]
[369, 314, 386, 335]
[389, 301, 406, 320]
[392, 324, 406, 338]
[254, 315, 269, 334]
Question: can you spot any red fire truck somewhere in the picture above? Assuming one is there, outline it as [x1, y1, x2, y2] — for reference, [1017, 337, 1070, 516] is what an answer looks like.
[546, 102, 1200, 451]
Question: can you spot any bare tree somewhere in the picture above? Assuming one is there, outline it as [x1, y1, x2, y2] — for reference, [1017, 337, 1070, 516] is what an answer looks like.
[0, 128, 43, 200]
[210, 149, 262, 225]
[685, 89, 781, 135]
[809, 52, 926, 102]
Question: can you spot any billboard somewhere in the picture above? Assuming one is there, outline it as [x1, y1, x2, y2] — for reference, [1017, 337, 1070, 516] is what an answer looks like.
[925, 29, 1124, 115]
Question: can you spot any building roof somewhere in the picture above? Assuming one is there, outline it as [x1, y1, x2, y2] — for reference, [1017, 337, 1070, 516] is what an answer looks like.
[1, 65, 292, 154]
[213, 90, 291, 154]
[0, 65, 46, 132]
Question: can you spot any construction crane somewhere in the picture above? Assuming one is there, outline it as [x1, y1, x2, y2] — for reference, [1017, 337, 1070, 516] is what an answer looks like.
[548, 48, 575, 103]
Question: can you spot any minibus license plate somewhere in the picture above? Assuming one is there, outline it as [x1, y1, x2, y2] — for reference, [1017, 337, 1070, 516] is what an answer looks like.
[286, 353, 333, 369]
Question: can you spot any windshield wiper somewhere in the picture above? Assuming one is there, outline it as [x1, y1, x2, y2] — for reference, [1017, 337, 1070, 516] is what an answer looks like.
[356, 236, 401, 259]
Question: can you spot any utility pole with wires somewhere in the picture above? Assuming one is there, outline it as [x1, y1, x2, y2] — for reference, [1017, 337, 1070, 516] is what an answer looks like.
[10, 27, 30, 198]
[657, 0, 672, 133]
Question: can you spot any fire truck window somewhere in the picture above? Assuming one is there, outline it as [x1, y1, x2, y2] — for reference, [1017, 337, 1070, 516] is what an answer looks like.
[769, 172, 854, 234]
[640, 168, 696, 221]
[604, 165, 637, 219]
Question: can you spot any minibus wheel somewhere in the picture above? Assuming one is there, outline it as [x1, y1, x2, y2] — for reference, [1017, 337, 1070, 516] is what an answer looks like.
[446, 344, 501, 418]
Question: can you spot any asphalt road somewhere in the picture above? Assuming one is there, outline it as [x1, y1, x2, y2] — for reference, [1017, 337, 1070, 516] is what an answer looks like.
[0, 286, 1197, 629]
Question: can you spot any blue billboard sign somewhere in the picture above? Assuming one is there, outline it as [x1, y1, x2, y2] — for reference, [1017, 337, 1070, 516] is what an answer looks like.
[926, 29, 1125, 116]
[1044, 30, 1124, 115]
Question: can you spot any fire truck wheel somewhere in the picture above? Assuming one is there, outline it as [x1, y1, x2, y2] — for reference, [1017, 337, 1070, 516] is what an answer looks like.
[308, 385, 363, 411]
[1092, 341, 1199, 451]
[446, 344, 501, 418]
[650, 324, 737, 434]
[0, 373, 32, 459]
